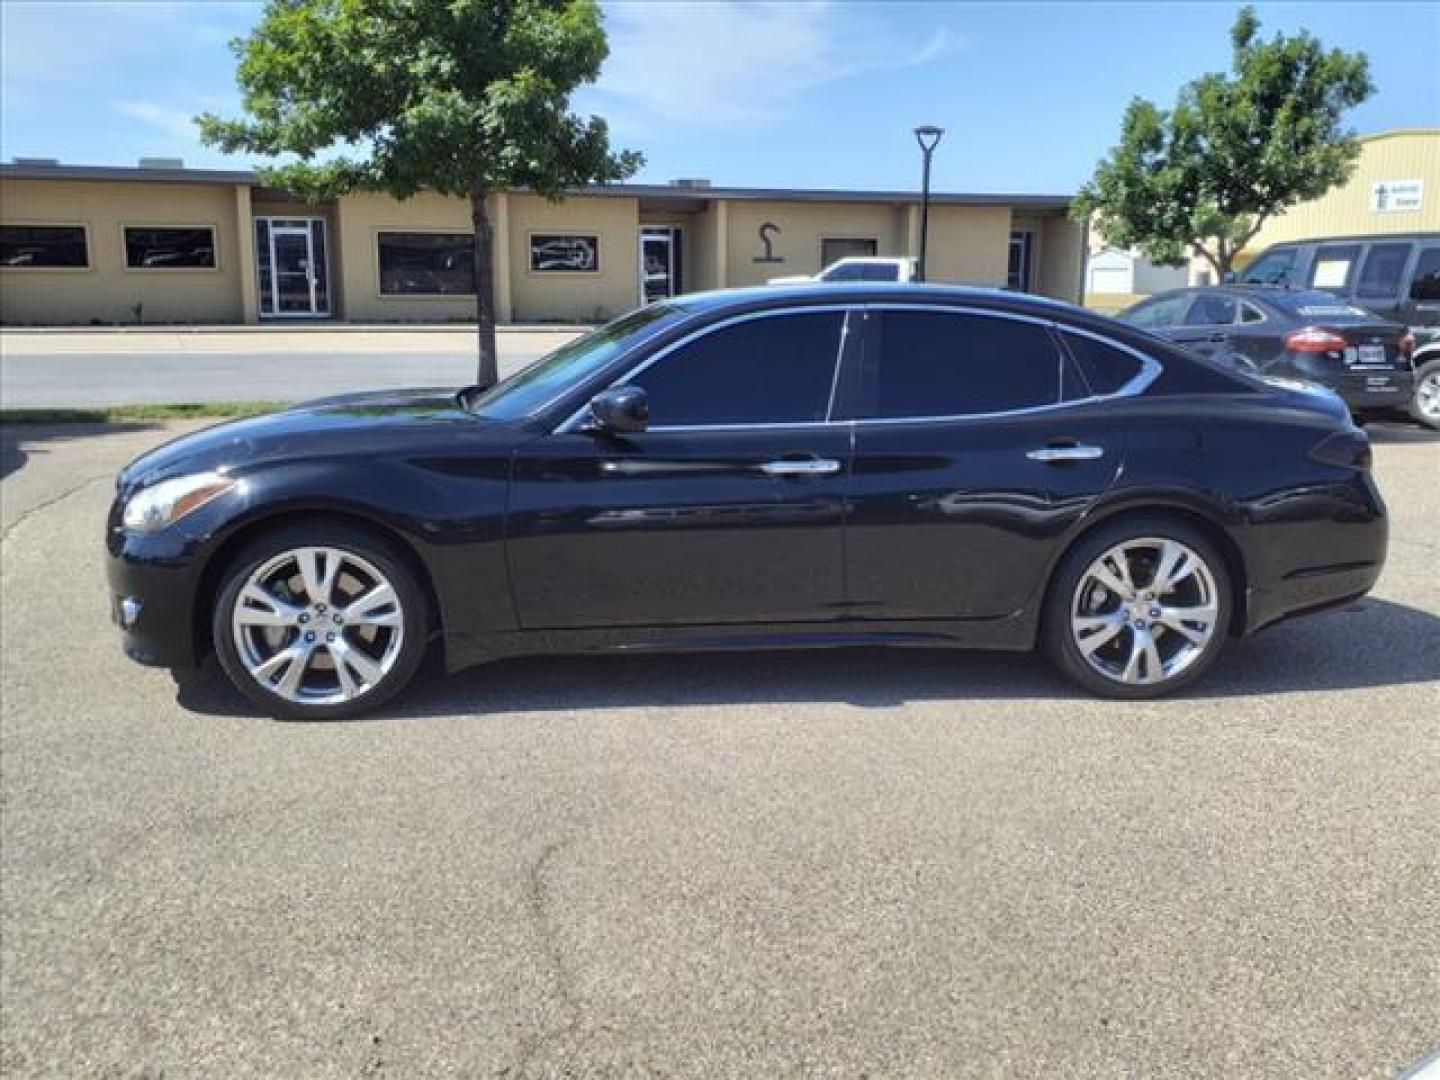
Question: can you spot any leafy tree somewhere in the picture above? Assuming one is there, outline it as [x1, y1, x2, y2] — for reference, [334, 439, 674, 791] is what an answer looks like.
[199, 0, 642, 386]
[1075, 7, 1372, 279]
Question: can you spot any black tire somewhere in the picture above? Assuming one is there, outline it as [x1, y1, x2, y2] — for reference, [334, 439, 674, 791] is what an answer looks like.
[1042, 515, 1233, 699]
[1410, 357, 1440, 431]
[212, 522, 430, 720]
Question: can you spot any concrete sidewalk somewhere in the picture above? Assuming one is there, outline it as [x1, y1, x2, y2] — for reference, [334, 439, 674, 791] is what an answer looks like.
[0, 328, 582, 407]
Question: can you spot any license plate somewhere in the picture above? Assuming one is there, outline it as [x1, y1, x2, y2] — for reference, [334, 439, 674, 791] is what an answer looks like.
[1354, 344, 1387, 366]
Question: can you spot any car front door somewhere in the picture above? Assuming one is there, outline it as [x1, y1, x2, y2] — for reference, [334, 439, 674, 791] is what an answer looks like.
[841, 307, 1129, 621]
[506, 307, 856, 629]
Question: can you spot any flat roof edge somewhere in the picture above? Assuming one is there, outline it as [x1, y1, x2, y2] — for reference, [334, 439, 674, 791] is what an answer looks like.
[1, 162, 1072, 208]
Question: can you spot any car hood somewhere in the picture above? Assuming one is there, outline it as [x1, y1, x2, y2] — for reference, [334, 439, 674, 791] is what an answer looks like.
[119, 387, 493, 488]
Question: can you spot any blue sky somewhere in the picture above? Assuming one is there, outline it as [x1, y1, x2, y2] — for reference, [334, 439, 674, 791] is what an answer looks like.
[2, 1, 1436, 195]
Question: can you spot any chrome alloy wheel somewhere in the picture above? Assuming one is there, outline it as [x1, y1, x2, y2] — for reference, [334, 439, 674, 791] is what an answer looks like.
[1416, 368, 1440, 423]
[1069, 537, 1220, 687]
[230, 546, 405, 705]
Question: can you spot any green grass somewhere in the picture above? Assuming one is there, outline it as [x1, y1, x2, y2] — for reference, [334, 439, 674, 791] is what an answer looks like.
[0, 401, 288, 424]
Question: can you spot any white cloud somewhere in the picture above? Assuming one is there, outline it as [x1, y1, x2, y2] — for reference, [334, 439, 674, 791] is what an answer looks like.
[588, 1, 959, 129]
[110, 101, 201, 143]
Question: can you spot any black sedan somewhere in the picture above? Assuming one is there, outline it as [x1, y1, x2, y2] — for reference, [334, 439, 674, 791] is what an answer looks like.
[1118, 285, 1416, 423]
[107, 285, 1388, 719]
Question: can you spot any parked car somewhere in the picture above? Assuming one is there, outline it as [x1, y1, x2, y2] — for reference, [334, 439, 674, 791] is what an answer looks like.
[769, 256, 917, 284]
[1118, 286, 1416, 425]
[108, 284, 1387, 719]
[1236, 233, 1440, 428]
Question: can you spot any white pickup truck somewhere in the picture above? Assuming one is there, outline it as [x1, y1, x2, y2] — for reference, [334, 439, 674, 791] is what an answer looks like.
[769, 256, 918, 285]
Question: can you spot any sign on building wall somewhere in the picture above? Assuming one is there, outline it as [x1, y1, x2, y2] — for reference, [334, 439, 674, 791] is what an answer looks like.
[529, 234, 599, 272]
[1369, 180, 1424, 213]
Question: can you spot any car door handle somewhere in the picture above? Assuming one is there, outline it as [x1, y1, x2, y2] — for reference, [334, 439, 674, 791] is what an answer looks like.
[1207, 332, 1228, 343]
[759, 458, 842, 476]
[1026, 444, 1104, 463]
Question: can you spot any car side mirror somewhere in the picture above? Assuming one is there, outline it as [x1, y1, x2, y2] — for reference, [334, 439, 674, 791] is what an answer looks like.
[1221, 271, 1237, 284]
[585, 385, 649, 434]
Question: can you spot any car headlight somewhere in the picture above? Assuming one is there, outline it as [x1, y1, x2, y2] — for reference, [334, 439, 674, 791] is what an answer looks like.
[122, 471, 237, 533]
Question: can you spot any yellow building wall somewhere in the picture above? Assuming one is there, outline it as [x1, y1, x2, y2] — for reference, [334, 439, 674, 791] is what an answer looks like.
[508, 193, 639, 322]
[0, 177, 246, 324]
[722, 200, 909, 286]
[1038, 215, 1086, 302]
[921, 205, 1013, 286]
[1243, 130, 1440, 251]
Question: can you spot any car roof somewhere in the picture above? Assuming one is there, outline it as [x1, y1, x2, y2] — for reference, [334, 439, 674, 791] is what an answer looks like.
[1254, 231, 1440, 249]
[670, 282, 1094, 319]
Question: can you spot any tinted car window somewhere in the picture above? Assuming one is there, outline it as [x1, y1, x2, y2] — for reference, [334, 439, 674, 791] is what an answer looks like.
[1184, 293, 1238, 326]
[1240, 248, 1297, 285]
[1062, 332, 1144, 396]
[1123, 294, 1190, 329]
[823, 262, 897, 282]
[1410, 247, 1440, 302]
[864, 311, 1060, 418]
[1309, 244, 1362, 291]
[1240, 302, 1265, 323]
[1355, 243, 1414, 299]
[637, 311, 844, 426]
[471, 303, 687, 420]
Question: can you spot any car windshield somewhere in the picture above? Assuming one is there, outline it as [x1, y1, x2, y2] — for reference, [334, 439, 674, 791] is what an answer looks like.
[468, 303, 690, 420]
[1254, 289, 1378, 324]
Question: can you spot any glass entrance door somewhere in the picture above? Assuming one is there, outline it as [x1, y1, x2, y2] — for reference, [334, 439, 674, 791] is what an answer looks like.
[255, 217, 329, 317]
[640, 225, 683, 304]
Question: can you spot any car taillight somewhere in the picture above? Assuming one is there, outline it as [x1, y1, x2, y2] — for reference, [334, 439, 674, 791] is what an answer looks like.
[1285, 327, 1348, 353]
[1310, 430, 1372, 470]
[1399, 332, 1415, 359]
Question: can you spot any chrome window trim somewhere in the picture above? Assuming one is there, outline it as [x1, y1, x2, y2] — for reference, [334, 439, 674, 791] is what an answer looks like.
[1237, 300, 1268, 326]
[551, 301, 1164, 435]
[553, 304, 855, 433]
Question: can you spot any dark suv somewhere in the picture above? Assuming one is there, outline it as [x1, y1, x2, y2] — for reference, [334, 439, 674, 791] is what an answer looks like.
[1237, 233, 1440, 427]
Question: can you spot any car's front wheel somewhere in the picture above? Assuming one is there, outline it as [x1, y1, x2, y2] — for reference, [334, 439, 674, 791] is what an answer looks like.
[212, 524, 430, 719]
[1043, 518, 1232, 699]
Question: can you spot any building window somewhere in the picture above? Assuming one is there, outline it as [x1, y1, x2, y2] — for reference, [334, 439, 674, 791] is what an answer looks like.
[124, 226, 216, 269]
[377, 231, 475, 295]
[1, 224, 88, 268]
[820, 237, 877, 266]
[1007, 230, 1034, 291]
[530, 233, 599, 273]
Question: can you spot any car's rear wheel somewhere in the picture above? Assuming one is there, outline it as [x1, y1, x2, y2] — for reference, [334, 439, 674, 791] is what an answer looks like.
[1411, 358, 1440, 431]
[213, 524, 429, 719]
[1043, 518, 1232, 699]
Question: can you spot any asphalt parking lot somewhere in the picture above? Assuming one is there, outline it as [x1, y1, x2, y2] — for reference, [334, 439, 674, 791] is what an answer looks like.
[2, 419, 1437, 1078]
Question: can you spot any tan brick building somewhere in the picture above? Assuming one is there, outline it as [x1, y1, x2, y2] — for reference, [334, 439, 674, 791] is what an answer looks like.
[0, 161, 1083, 326]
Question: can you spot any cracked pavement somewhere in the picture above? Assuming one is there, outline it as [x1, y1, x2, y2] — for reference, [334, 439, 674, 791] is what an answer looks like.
[1, 419, 1437, 1078]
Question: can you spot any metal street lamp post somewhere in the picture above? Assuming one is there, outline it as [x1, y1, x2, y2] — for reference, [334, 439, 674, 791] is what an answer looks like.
[914, 125, 944, 283]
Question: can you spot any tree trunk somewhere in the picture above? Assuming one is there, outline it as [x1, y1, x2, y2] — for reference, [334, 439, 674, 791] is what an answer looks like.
[470, 187, 499, 389]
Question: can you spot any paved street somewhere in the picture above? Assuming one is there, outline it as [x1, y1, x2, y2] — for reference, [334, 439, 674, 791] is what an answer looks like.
[0, 329, 581, 407]
[1, 419, 1437, 1077]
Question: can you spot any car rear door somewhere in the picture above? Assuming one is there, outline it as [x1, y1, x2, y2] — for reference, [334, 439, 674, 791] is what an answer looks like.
[505, 306, 856, 629]
[839, 306, 1128, 621]
[1398, 242, 1440, 331]
[1169, 292, 1239, 359]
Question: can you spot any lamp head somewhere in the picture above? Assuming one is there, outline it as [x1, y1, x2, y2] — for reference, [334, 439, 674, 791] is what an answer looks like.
[914, 125, 944, 152]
